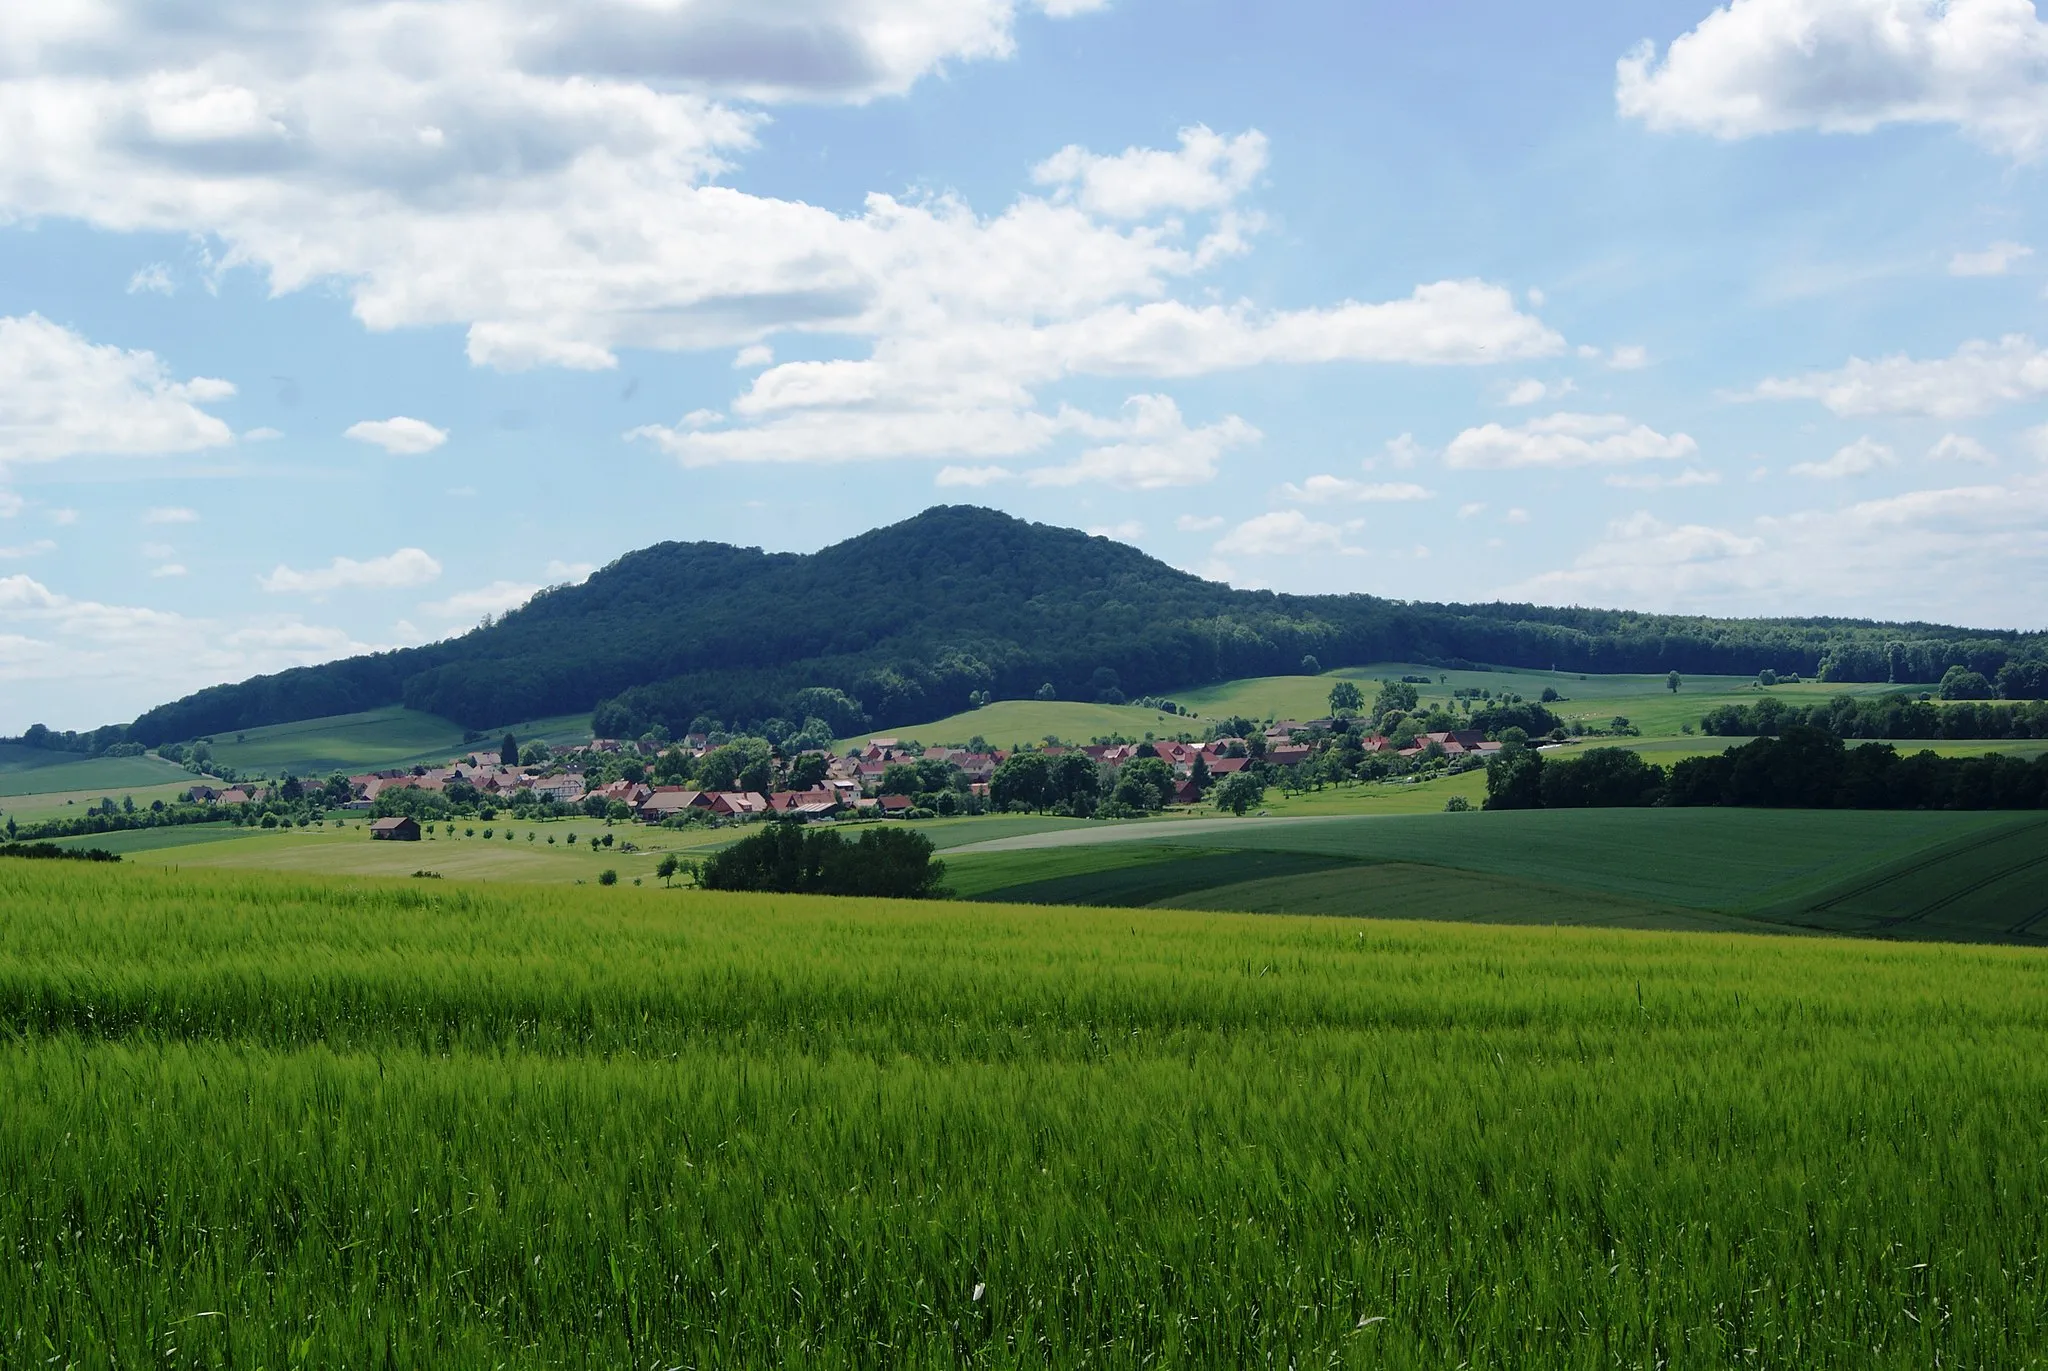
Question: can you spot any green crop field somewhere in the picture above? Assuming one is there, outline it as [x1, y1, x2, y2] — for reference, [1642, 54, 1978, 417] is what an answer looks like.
[947, 808, 2048, 943]
[3, 861, 2045, 1368]
[841, 698, 1191, 750]
[197, 705, 594, 777]
[0, 779, 196, 823]
[0, 746, 189, 796]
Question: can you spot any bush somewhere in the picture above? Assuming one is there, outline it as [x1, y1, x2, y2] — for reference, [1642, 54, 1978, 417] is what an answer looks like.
[598, 869, 618, 886]
[701, 823, 946, 898]
[1444, 795, 1472, 812]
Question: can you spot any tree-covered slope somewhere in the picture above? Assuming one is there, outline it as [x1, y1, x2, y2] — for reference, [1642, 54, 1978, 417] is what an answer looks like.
[125, 505, 2044, 745]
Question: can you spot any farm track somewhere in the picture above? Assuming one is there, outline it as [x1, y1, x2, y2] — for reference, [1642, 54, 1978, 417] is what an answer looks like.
[1802, 817, 2048, 919]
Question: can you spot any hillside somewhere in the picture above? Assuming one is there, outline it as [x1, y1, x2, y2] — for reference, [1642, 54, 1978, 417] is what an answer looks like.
[113, 506, 2045, 747]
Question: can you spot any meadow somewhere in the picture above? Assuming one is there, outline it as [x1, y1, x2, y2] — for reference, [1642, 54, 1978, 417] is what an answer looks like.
[841, 698, 1190, 750]
[196, 705, 595, 778]
[2, 861, 2045, 1368]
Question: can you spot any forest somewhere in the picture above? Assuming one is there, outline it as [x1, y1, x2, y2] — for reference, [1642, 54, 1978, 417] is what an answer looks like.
[68, 506, 2048, 749]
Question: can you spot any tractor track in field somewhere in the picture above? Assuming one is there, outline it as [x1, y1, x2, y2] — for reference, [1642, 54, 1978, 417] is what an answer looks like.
[1871, 846, 2048, 931]
[1802, 817, 2048, 920]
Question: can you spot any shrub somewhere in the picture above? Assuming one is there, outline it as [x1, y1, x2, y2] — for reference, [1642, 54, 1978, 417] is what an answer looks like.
[598, 869, 618, 886]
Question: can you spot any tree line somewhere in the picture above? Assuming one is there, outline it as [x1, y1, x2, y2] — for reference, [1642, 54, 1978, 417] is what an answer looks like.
[1486, 731, 2048, 813]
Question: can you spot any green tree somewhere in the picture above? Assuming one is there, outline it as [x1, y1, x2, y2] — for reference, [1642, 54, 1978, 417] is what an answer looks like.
[991, 752, 1053, 811]
[1372, 680, 1419, 726]
[1666, 672, 1683, 694]
[656, 853, 679, 886]
[1035, 682, 1057, 700]
[1188, 752, 1212, 795]
[1483, 743, 1544, 810]
[1214, 771, 1265, 816]
[598, 868, 618, 886]
[1112, 757, 1175, 811]
[1328, 680, 1364, 716]
[787, 753, 831, 791]
[879, 762, 923, 797]
[1300, 654, 1322, 675]
[500, 733, 518, 766]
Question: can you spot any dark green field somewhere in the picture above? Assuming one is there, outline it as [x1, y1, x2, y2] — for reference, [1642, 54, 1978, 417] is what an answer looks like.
[946, 809, 2048, 943]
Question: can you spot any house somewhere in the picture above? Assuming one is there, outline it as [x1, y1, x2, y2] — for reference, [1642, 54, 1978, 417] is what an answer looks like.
[216, 787, 259, 805]
[706, 791, 772, 817]
[369, 816, 421, 841]
[1172, 778, 1205, 806]
[1206, 756, 1249, 776]
[531, 774, 587, 804]
[876, 794, 916, 816]
[769, 788, 841, 814]
[1267, 745, 1312, 768]
[637, 789, 703, 822]
[183, 784, 222, 803]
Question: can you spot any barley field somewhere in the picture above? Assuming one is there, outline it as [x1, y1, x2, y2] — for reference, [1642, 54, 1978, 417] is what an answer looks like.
[3, 861, 2045, 1368]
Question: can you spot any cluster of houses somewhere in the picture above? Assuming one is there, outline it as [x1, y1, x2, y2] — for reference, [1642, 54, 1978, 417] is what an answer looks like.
[181, 716, 1505, 828]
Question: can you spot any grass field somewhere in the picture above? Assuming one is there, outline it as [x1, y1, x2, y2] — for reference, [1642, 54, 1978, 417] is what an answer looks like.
[0, 747, 189, 796]
[0, 779, 195, 823]
[841, 698, 1191, 750]
[2, 861, 2044, 1367]
[947, 808, 2048, 943]
[198, 705, 594, 777]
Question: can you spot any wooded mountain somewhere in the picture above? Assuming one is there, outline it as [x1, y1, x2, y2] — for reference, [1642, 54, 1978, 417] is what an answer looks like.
[123, 506, 2044, 745]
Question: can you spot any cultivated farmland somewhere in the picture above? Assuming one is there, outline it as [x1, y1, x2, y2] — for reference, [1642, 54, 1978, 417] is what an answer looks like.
[1, 862, 2044, 1368]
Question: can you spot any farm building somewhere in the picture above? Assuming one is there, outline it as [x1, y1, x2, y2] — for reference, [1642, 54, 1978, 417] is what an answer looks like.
[369, 817, 421, 841]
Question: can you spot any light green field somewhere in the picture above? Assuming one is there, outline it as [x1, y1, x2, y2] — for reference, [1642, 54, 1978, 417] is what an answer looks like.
[0, 747, 190, 797]
[1172, 661, 1907, 737]
[3, 862, 2046, 1367]
[197, 705, 593, 777]
[840, 698, 1191, 750]
[0, 779, 197, 823]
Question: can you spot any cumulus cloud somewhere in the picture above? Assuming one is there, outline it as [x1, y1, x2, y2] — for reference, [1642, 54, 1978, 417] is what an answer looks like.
[126, 264, 176, 296]
[1278, 476, 1433, 503]
[1951, 241, 2034, 275]
[345, 416, 448, 454]
[0, 572, 387, 730]
[143, 507, 199, 524]
[1443, 412, 1698, 469]
[259, 547, 442, 594]
[1617, 0, 2048, 159]
[1214, 510, 1351, 557]
[149, 563, 187, 578]
[419, 579, 540, 621]
[1026, 396, 1257, 489]
[1605, 468, 1723, 490]
[1510, 475, 2048, 624]
[1033, 125, 1269, 218]
[1751, 335, 2048, 417]
[1929, 433, 1999, 464]
[934, 464, 1014, 487]
[1606, 345, 1650, 370]
[1504, 377, 1575, 406]
[1791, 437, 1898, 478]
[0, 315, 234, 466]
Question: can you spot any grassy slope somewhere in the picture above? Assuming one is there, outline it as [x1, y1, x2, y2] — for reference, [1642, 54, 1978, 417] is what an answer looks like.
[0, 748, 190, 796]
[0, 780, 196, 823]
[3, 862, 2045, 1367]
[200, 705, 593, 777]
[840, 698, 1190, 750]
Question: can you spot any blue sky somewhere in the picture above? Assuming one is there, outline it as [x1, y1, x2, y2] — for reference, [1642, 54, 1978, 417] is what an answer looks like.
[3, 0, 2047, 729]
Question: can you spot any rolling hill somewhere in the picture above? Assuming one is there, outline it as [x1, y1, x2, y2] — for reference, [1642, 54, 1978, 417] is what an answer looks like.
[77, 506, 2048, 748]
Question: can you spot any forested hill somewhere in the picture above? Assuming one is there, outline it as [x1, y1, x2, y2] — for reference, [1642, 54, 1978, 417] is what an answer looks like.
[122, 505, 2044, 745]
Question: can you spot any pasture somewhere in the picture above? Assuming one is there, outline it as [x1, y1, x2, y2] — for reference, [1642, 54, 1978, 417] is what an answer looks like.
[1, 861, 2044, 1368]
[840, 698, 1189, 750]
[197, 705, 593, 777]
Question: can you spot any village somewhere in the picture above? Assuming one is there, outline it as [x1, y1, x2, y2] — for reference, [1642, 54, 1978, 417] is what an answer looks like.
[174, 717, 1507, 838]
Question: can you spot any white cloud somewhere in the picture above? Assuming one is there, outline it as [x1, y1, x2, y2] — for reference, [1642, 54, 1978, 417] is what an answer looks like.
[149, 562, 187, 578]
[1278, 476, 1433, 503]
[143, 506, 199, 524]
[345, 416, 448, 455]
[1752, 335, 2048, 417]
[0, 315, 233, 466]
[935, 464, 1014, 487]
[1929, 433, 1999, 464]
[542, 559, 595, 584]
[47, 508, 77, 525]
[1606, 345, 1650, 370]
[733, 344, 774, 369]
[1504, 377, 1576, 406]
[127, 263, 176, 296]
[1033, 125, 1269, 218]
[243, 426, 284, 441]
[1214, 510, 1349, 557]
[1617, 0, 2048, 159]
[1176, 513, 1224, 532]
[1504, 508, 1530, 525]
[1443, 412, 1698, 469]
[1025, 397, 1257, 490]
[1510, 475, 2048, 625]
[1457, 502, 1486, 519]
[419, 579, 539, 621]
[0, 539, 55, 559]
[1792, 437, 1898, 479]
[0, 572, 389, 730]
[1951, 241, 2034, 275]
[1605, 467, 1724, 490]
[1086, 521, 1146, 541]
[260, 547, 442, 594]
[0, 491, 20, 518]
[139, 542, 175, 560]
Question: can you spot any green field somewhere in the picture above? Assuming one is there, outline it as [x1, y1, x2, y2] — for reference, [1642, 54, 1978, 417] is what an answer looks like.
[946, 808, 2048, 943]
[0, 746, 189, 796]
[197, 705, 594, 777]
[2, 861, 2045, 1367]
[841, 698, 1191, 750]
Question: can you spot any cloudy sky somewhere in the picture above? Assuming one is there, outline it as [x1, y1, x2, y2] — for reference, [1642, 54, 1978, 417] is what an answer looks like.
[4, 0, 2048, 729]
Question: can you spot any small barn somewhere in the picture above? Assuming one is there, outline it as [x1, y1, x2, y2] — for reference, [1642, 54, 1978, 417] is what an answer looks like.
[369, 816, 421, 842]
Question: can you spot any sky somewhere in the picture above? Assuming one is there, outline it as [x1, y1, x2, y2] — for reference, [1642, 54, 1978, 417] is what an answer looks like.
[3, 0, 2048, 731]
